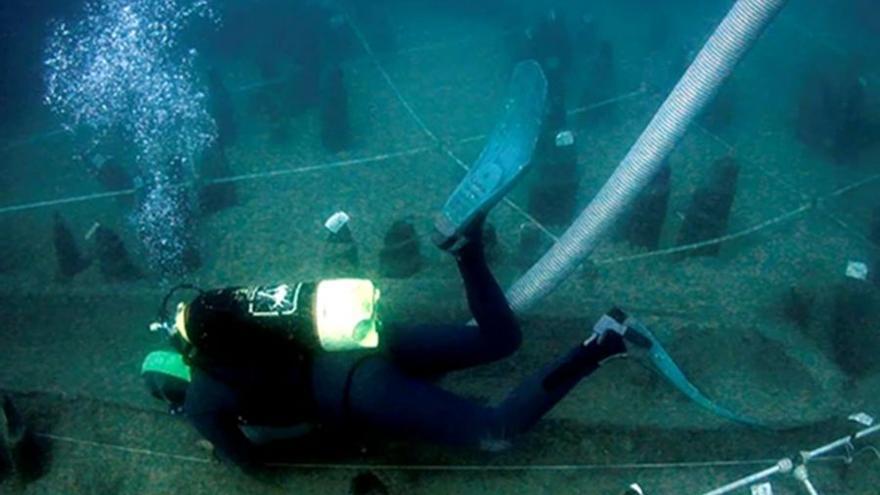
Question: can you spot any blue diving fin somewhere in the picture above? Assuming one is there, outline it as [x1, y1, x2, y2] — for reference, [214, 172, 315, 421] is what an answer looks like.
[434, 59, 548, 250]
[624, 318, 766, 428]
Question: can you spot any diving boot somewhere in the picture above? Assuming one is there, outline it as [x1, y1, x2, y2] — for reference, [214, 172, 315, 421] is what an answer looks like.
[590, 307, 654, 362]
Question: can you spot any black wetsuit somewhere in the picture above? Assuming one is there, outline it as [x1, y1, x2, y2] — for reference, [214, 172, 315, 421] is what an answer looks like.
[184, 239, 625, 467]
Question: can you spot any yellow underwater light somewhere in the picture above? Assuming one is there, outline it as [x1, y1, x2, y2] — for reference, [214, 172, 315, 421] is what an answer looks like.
[315, 279, 381, 351]
[174, 301, 190, 343]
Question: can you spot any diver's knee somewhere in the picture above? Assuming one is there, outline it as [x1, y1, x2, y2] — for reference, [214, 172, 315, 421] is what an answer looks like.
[489, 323, 522, 360]
[503, 323, 523, 355]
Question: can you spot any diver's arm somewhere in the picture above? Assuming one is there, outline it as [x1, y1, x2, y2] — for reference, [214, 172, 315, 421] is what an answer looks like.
[188, 409, 264, 469]
[183, 368, 266, 470]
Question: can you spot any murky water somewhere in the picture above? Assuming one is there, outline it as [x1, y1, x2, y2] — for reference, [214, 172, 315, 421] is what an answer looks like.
[0, 1, 879, 493]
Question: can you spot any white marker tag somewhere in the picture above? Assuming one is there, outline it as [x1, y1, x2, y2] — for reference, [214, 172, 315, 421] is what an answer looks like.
[845, 261, 868, 280]
[626, 483, 644, 495]
[324, 211, 350, 234]
[848, 412, 875, 427]
[750, 482, 773, 495]
[555, 130, 575, 147]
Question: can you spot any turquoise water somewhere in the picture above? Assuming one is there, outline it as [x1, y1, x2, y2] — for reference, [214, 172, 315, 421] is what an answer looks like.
[0, 0, 879, 493]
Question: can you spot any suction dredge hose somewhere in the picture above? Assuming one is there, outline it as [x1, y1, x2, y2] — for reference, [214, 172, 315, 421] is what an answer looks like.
[506, 0, 789, 312]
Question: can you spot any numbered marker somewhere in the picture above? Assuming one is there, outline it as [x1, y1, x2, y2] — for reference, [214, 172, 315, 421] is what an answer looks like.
[750, 482, 773, 495]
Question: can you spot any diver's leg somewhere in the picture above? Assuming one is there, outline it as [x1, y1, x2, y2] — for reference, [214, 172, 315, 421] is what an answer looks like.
[342, 356, 498, 445]
[345, 333, 626, 447]
[454, 219, 520, 345]
[391, 62, 548, 371]
[485, 332, 626, 442]
[384, 220, 521, 374]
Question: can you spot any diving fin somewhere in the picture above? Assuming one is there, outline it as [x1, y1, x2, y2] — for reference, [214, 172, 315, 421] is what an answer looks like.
[434, 59, 548, 250]
[624, 318, 765, 428]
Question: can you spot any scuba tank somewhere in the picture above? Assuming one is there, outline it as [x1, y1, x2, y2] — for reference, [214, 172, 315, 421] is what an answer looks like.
[154, 279, 382, 364]
[142, 279, 381, 412]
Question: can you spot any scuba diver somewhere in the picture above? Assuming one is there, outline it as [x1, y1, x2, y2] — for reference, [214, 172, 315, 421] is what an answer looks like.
[144, 219, 643, 468]
[141, 61, 752, 470]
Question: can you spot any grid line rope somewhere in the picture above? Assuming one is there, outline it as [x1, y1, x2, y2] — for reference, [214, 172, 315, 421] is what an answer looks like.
[41, 431, 844, 473]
